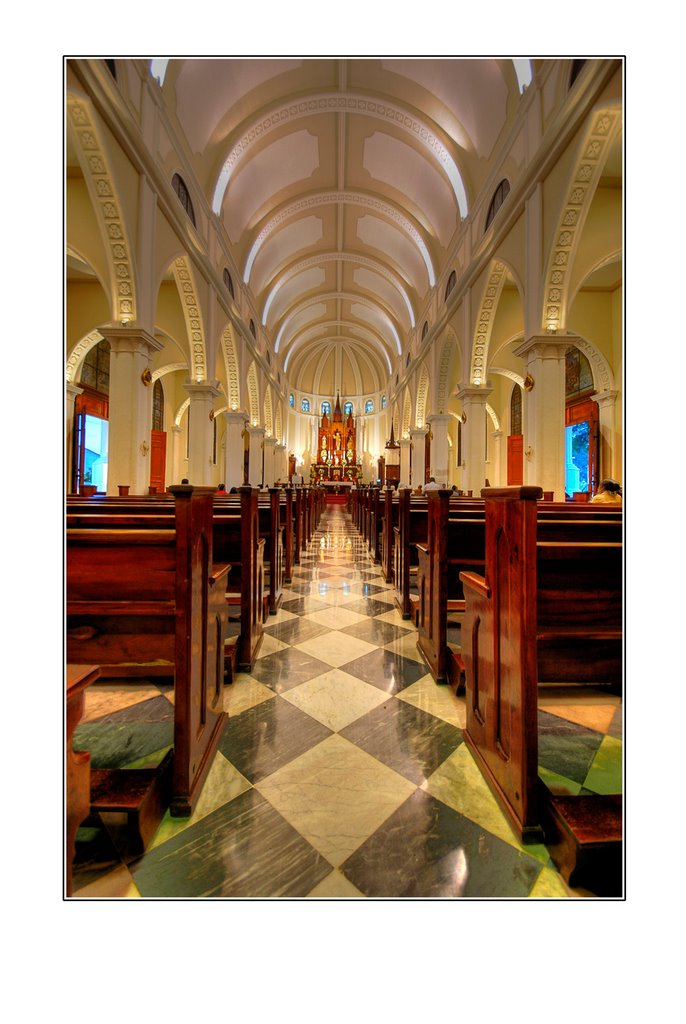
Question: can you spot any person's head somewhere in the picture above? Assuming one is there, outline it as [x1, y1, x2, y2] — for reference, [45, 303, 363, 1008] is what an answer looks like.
[429, 477, 435, 483]
[597, 478, 622, 496]
[181, 478, 189, 485]
[217, 483, 226, 491]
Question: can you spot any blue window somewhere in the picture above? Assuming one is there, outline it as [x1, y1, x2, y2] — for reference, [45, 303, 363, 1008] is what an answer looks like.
[381, 395, 387, 410]
[344, 401, 353, 416]
[365, 400, 374, 414]
[301, 398, 310, 412]
[321, 401, 331, 415]
[289, 393, 295, 407]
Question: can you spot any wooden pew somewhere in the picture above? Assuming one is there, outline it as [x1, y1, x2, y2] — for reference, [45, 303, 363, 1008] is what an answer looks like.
[67, 487, 266, 676]
[459, 487, 622, 890]
[67, 485, 229, 820]
[66, 664, 100, 895]
[381, 486, 398, 583]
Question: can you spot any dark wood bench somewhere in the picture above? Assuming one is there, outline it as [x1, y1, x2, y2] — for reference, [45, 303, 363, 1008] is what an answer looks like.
[67, 485, 230, 824]
[459, 486, 622, 891]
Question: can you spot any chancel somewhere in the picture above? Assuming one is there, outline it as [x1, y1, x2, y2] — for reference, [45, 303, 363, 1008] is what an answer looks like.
[65, 56, 624, 899]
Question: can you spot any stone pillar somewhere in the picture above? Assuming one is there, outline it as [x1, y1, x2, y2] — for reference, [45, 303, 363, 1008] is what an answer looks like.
[427, 414, 451, 487]
[398, 438, 411, 488]
[263, 436, 278, 487]
[99, 326, 163, 494]
[491, 429, 504, 487]
[65, 381, 83, 493]
[410, 426, 428, 488]
[222, 410, 247, 490]
[184, 379, 223, 485]
[171, 425, 183, 485]
[513, 335, 569, 499]
[455, 386, 493, 495]
[275, 443, 287, 483]
[247, 425, 265, 488]
[591, 390, 620, 484]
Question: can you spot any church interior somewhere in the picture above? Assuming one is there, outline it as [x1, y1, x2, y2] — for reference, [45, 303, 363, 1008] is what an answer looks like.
[63, 56, 632, 904]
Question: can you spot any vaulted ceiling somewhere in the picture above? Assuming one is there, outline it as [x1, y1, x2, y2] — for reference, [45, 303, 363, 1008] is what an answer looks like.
[156, 59, 532, 397]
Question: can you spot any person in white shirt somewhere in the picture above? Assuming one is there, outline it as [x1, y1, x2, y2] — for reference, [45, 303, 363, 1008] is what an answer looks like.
[423, 477, 440, 492]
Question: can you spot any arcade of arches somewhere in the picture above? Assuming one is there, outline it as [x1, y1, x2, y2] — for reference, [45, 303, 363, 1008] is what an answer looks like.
[66, 58, 622, 500]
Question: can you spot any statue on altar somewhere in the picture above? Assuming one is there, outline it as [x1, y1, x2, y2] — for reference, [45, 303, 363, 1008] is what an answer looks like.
[314, 393, 360, 482]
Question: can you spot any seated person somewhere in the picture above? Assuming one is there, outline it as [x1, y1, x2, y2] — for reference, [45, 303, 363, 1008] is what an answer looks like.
[590, 478, 622, 504]
[423, 476, 440, 492]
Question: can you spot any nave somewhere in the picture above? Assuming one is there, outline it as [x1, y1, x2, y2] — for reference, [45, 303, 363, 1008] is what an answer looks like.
[72, 504, 622, 899]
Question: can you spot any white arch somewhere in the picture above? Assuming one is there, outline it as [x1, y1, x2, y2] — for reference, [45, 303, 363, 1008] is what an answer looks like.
[275, 293, 402, 356]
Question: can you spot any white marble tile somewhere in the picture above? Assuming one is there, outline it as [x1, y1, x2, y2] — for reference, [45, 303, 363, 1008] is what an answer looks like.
[256, 633, 290, 658]
[304, 606, 369, 631]
[256, 734, 416, 867]
[306, 869, 365, 898]
[73, 865, 141, 899]
[280, 668, 389, 731]
[383, 633, 426, 664]
[266, 606, 298, 625]
[294, 630, 378, 668]
[396, 674, 466, 728]
[374, 607, 413, 627]
[222, 675, 276, 715]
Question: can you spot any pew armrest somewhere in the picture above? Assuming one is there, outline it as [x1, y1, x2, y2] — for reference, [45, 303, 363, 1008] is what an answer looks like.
[460, 571, 490, 599]
[211, 562, 231, 587]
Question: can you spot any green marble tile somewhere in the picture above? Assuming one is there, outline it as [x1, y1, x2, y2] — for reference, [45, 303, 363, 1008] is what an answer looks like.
[538, 765, 583, 796]
[583, 735, 623, 794]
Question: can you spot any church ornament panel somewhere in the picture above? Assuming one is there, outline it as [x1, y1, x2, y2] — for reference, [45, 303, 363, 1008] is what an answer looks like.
[311, 395, 361, 482]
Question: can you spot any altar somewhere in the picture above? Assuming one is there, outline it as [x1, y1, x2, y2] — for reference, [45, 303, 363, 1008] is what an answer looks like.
[311, 394, 361, 483]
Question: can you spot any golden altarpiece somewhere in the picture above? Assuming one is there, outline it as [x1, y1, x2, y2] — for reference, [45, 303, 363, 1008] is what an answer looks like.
[311, 395, 361, 482]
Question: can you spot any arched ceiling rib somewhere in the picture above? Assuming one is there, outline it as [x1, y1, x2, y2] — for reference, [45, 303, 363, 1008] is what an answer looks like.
[154, 58, 531, 398]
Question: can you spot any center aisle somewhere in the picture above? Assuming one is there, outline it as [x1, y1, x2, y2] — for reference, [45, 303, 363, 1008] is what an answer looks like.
[123, 504, 571, 898]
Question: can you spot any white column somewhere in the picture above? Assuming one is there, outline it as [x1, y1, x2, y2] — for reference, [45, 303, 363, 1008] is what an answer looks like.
[427, 413, 451, 487]
[171, 425, 183, 485]
[410, 426, 428, 488]
[263, 436, 277, 487]
[222, 410, 247, 489]
[275, 443, 287, 483]
[491, 429, 504, 487]
[591, 389, 620, 484]
[65, 381, 83, 492]
[513, 335, 568, 499]
[184, 379, 223, 485]
[455, 385, 493, 495]
[398, 438, 411, 488]
[247, 425, 265, 487]
[99, 326, 163, 494]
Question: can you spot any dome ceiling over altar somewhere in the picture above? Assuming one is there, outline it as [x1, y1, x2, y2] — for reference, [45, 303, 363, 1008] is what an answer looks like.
[154, 58, 533, 397]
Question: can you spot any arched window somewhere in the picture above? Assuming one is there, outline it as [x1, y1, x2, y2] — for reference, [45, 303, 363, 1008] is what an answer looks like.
[344, 401, 353, 416]
[510, 384, 522, 435]
[569, 59, 587, 89]
[152, 379, 164, 432]
[365, 400, 374, 414]
[80, 339, 110, 393]
[444, 271, 457, 301]
[172, 173, 196, 227]
[289, 393, 295, 408]
[485, 179, 511, 231]
[321, 401, 331, 415]
[565, 346, 594, 398]
[421, 321, 429, 340]
[249, 319, 256, 338]
[301, 398, 310, 412]
[381, 395, 387, 410]
[266, 350, 271, 364]
[223, 268, 235, 299]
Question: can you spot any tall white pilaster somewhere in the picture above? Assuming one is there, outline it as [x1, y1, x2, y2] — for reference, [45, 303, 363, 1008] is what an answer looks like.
[99, 326, 163, 494]
[222, 410, 247, 489]
[247, 425, 265, 487]
[513, 335, 568, 499]
[427, 414, 451, 486]
[184, 379, 222, 485]
[65, 381, 83, 492]
[410, 426, 428, 487]
[591, 389, 620, 484]
[275, 443, 287, 483]
[398, 438, 411, 488]
[455, 385, 493, 495]
[263, 436, 278, 487]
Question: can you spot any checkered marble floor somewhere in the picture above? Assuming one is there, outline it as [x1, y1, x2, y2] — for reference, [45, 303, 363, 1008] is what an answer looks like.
[72, 505, 622, 899]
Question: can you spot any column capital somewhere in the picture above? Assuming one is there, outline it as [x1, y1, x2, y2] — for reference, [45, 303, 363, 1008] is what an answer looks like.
[66, 381, 83, 400]
[409, 425, 428, 438]
[183, 378, 223, 400]
[222, 409, 249, 425]
[514, 334, 571, 361]
[455, 385, 492, 404]
[397, 437, 411, 449]
[97, 324, 163, 356]
[247, 424, 265, 438]
[263, 435, 278, 448]
[426, 413, 452, 427]
[590, 389, 619, 409]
